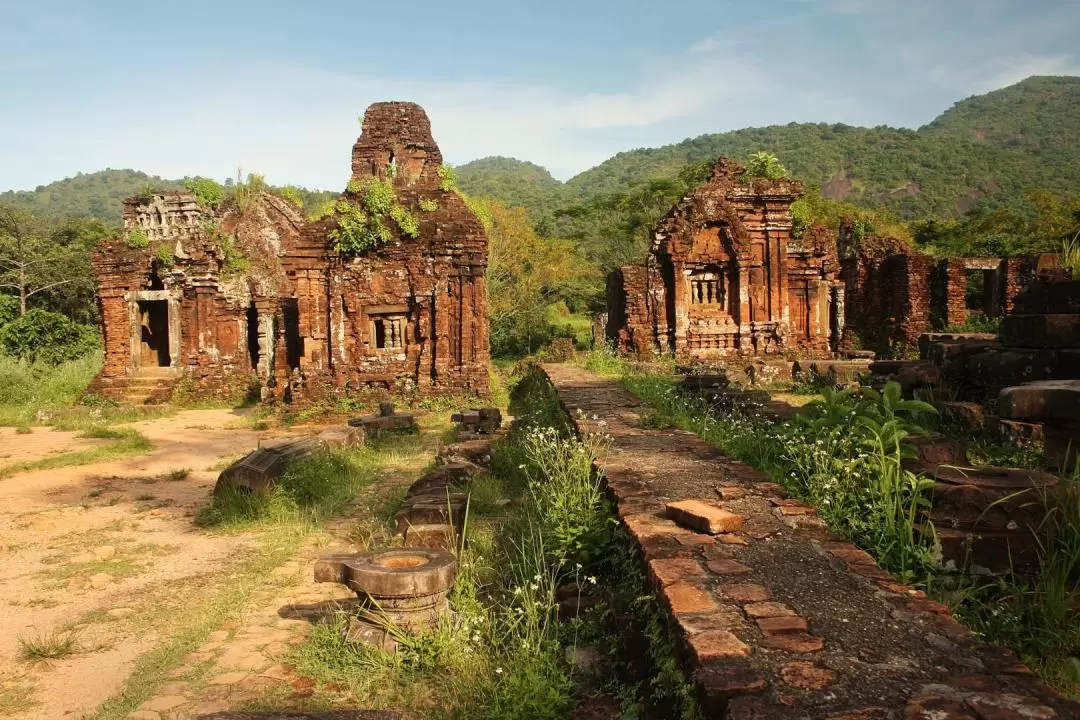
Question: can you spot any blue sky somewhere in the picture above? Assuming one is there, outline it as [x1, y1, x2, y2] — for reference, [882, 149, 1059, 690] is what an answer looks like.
[1, 0, 1078, 191]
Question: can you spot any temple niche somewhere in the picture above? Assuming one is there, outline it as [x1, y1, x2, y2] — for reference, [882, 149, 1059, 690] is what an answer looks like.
[606, 158, 840, 360]
[87, 101, 490, 405]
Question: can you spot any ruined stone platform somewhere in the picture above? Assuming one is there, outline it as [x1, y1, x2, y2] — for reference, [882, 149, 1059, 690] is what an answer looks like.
[541, 363, 1079, 719]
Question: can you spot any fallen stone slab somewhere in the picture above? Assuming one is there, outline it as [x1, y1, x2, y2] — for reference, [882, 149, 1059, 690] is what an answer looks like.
[998, 380, 1080, 421]
[214, 427, 364, 496]
[348, 402, 417, 435]
[436, 438, 493, 467]
[666, 499, 744, 534]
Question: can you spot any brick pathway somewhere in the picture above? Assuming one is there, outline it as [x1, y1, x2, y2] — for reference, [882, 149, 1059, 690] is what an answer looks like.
[543, 364, 1080, 720]
[128, 546, 356, 720]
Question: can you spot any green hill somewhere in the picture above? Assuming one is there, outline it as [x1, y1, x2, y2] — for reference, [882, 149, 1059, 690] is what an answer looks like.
[4, 77, 1079, 226]
[453, 157, 564, 221]
[0, 169, 183, 223]
[456, 76, 1080, 221]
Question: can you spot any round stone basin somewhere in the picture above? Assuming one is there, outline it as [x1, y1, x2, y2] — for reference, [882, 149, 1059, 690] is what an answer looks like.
[314, 548, 458, 632]
[372, 552, 430, 569]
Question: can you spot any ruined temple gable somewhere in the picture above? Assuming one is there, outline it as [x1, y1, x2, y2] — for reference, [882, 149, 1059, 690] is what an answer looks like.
[350, 101, 444, 186]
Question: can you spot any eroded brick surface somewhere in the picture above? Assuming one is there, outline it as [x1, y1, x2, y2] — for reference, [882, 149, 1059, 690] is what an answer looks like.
[543, 363, 1080, 719]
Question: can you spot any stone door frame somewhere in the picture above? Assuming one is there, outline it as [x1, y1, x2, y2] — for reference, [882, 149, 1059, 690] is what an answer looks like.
[126, 289, 182, 371]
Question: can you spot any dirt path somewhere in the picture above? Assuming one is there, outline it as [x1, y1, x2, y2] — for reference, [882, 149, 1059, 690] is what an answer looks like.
[0, 409, 283, 720]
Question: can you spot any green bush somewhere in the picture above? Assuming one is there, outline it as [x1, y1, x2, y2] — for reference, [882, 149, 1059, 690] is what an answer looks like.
[0, 294, 18, 327]
[0, 309, 99, 364]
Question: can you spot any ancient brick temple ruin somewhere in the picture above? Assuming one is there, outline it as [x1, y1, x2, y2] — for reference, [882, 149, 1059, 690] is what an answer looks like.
[607, 157, 1053, 362]
[606, 158, 840, 360]
[87, 102, 490, 404]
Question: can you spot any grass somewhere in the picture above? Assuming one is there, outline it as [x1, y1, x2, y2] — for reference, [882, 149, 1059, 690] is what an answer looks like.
[42, 557, 142, 581]
[18, 629, 80, 661]
[0, 428, 153, 480]
[1061, 232, 1080, 277]
[195, 448, 376, 530]
[0, 678, 37, 715]
[278, 365, 695, 719]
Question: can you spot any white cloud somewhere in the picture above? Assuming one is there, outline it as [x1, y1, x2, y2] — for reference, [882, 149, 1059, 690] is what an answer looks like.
[2, 0, 1078, 192]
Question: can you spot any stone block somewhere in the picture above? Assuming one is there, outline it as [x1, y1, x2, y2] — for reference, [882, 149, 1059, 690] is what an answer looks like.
[1000, 313, 1080, 348]
[1010, 280, 1080, 314]
[756, 615, 808, 634]
[688, 630, 750, 662]
[648, 558, 707, 587]
[666, 499, 745, 534]
[939, 402, 987, 433]
[998, 380, 1080, 421]
[664, 582, 717, 614]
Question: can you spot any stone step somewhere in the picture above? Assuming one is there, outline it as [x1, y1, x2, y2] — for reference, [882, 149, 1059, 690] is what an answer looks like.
[967, 348, 1080, 390]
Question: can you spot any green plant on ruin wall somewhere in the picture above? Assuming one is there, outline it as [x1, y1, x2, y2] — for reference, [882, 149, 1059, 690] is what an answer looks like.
[126, 228, 150, 249]
[232, 173, 267, 214]
[744, 151, 791, 180]
[183, 177, 226, 209]
[436, 164, 458, 192]
[153, 242, 175, 269]
[419, 198, 438, 213]
[329, 177, 421, 255]
[278, 185, 305, 209]
[218, 234, 249, 277]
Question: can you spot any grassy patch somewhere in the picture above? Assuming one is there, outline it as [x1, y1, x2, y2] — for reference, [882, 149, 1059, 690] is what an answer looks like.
[195, 448, 375, 530]
[18, 629, 80, 661]
[0, 353, 101, 427]
[0, 428, 153, 479]
[0, 678, 37, 715]
[42, 557, 142, 581]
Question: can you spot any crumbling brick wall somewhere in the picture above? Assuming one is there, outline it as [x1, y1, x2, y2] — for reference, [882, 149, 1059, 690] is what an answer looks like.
[606, 261, 667, 358]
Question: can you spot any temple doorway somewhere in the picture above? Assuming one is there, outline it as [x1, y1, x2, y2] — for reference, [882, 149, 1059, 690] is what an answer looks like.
[137, 300, 171, 367]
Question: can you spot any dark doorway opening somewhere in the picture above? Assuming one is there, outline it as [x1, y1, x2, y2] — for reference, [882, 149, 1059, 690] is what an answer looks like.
[246, 305, 260, 371]
[283, 299, 303, 370]
[137, 300, 170, 367]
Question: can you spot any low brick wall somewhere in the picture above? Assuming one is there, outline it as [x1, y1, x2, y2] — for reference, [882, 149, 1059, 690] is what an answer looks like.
[542, 363, 1079, 719]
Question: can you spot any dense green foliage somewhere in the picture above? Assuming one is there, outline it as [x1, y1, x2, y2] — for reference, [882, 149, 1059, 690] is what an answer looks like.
[0, 309, 99, 364]
[329, 178, 421, 254]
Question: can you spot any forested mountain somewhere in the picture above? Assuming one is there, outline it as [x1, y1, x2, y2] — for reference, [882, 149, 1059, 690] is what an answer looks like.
[0, 169, 182, 223]
[456, 76, 1080, 221]
[3, 77, 1078, 227]
[453, 157, 564, 223]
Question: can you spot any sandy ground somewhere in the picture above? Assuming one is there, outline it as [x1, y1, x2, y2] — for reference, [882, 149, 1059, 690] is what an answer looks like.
[0, 409, 283, 720]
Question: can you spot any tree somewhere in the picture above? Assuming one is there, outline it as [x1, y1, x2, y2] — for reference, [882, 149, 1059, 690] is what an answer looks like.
[745, 151, 791, 179]
[0, 205, 99, 317]
[479, 199, 596, 356]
